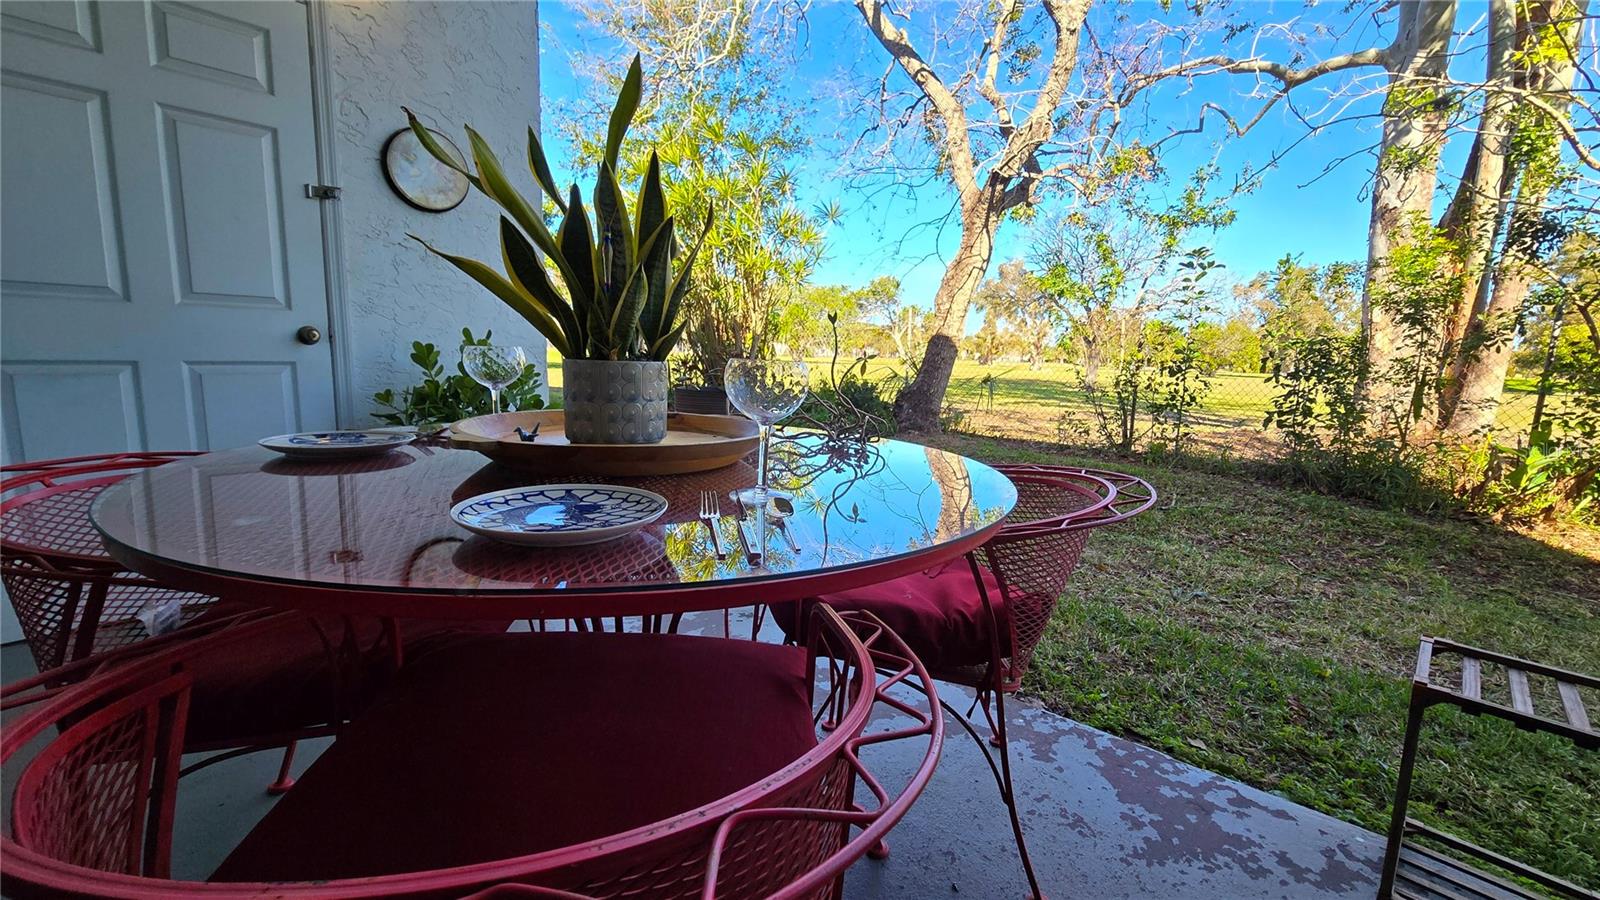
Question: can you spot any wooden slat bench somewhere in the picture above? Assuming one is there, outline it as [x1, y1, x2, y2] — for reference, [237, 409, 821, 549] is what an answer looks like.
[1380, 637, 1598, 899]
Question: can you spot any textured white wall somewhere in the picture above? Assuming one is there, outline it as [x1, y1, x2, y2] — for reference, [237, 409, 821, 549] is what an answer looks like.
[323, 0, 548, 423]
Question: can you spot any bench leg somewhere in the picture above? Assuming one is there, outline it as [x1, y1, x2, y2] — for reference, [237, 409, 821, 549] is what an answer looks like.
[1379, 688, 1427, 898]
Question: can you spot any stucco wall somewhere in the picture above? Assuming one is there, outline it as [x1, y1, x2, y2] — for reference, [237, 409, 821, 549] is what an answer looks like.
[323, 0, 548, 423]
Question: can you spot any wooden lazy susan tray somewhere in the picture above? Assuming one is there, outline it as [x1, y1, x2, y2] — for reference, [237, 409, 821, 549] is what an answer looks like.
[450, 411, 758, 476]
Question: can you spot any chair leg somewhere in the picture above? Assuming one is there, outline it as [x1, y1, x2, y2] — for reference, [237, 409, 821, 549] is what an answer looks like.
[1378, 689, 1428, 899]
[977, 690, 1005, 748]
[991, 687, 1045, 900]
[266, 741, 298, 795]
[749, 603, 767, 640]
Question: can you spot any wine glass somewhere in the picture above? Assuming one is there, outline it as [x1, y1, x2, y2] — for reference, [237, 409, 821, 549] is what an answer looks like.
[462, 344, 527, 415]
[724, 358, 809, 503]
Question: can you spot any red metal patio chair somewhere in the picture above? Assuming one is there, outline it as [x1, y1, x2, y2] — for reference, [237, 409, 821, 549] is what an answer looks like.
[774, 463, 1157, 899]
[0, 451, 490, 795]
[2, 603, 941, 899]
[1, 452, 220, 665]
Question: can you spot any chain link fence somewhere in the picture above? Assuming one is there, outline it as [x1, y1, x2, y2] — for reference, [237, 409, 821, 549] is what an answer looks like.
[906, 362, 1562, 460]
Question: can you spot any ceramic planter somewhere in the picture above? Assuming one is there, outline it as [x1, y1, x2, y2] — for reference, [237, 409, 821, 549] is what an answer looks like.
[672, 385, 729, 416]
[562, 359, 668, 444]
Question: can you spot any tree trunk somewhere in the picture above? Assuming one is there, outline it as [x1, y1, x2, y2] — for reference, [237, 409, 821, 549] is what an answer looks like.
[1434, 0, 1516, 429]
[1082, 336, 1102, 388]
[1360, 0, 1457, 426]
[893, 192, 1001, 431]
[1445, 0, 1583, 437]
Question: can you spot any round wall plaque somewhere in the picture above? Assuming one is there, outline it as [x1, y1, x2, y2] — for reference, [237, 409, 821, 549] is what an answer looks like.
[381, 127, 470, 212]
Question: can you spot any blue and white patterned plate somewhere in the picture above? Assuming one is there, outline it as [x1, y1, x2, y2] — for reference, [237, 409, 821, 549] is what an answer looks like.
[450, 484, 669, 547]
[259, 431, 414, 460]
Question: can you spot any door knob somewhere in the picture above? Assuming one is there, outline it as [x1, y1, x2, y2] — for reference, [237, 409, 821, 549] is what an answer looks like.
[296, 325, 322, 345]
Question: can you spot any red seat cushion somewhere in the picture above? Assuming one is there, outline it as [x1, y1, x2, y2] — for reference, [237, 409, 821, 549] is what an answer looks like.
[774, 562, 1007, 672]
[182, 610, 506, 748]
[211, 630, 815, 883]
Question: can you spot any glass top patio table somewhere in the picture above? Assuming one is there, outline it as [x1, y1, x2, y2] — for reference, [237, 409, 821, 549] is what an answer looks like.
[89, 433, 1017, 620]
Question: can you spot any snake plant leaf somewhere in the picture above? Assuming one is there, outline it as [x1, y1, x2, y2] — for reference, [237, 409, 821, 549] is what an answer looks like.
[464, 126, 560, 263]
[603, 55, 642, 171]
[593, 163, 635, 301]
[637, 216, 675, 345]
[559, 186, 610, 355]
[660, 204, 714, 343]
[409, 234, 569, 357]
[526, 126, 566, 214]
[635, 151, 665, 252]
[648, 320, 688, 362]
[500, 218, 582, 356]
[403, 55, 707, 364]
[610, 267, 649, 357]
[403, 108, 482, 193]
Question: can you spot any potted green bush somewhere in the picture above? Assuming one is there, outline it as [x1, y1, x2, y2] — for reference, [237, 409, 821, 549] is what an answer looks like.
[404, 56, 711, 444]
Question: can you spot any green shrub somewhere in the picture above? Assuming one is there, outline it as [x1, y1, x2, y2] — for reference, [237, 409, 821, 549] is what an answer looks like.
[373, 328, 545, 428]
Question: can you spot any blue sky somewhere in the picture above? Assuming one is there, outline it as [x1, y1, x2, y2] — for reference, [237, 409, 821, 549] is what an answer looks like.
[536, 1, 1454, 317]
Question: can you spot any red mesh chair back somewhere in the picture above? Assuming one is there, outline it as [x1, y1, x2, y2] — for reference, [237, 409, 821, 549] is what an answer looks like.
[2, 453, 218, 671]
[2, 452, 201, 566]
[7, 658, 191, 882]
[1, 553, 218, 672]
[1, 606, 942, 899]
[979, 464, 1157, 689]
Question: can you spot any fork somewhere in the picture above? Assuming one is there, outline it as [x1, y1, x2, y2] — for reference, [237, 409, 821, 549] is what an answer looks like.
[699, 490, 727, 560]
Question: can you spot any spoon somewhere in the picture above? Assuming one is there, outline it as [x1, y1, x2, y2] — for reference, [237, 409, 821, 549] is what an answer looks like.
[769, 496, 803, 553]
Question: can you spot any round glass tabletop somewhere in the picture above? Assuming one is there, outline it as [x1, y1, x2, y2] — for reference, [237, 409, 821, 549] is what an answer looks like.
[90, 433, 1017, 619]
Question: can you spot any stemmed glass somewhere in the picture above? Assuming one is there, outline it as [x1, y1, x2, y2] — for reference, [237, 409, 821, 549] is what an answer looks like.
[725, 358, 809, 504]
[462, 344, 527, 415]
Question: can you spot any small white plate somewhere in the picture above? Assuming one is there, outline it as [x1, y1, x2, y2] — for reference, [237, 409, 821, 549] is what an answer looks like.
[450, 484, 669, 547]
[258, 431, 414, 459]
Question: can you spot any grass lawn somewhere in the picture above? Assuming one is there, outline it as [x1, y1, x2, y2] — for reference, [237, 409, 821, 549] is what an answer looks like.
[927, 432, 1599, 889]
[543, 352, 1567, 452]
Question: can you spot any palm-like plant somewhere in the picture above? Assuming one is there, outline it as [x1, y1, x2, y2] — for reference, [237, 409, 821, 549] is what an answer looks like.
[404, 56, 711, 362]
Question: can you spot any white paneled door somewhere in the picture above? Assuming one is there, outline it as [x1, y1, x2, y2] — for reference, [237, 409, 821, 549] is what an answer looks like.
[1, 0, 335, 463]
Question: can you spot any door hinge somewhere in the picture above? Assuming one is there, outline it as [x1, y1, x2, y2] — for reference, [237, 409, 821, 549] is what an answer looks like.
[305, 184, 342, 201]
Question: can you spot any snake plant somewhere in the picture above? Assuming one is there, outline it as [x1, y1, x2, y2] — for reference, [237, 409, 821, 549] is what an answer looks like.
[404, 56, 710, 362]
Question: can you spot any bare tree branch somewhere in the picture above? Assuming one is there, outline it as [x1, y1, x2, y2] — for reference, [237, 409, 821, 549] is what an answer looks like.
[854, 0, 980, 196]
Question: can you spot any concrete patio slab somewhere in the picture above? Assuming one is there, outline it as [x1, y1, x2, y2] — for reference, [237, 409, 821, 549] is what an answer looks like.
[1, 613, 1385, 898]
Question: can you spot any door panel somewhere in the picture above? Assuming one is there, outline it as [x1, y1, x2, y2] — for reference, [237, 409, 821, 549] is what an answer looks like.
[1, 1, 334, 467]
[0, 0, 100, 51]
[182, 361, 297, 450]
[0, 73, 126, 302]
[160, 105, 288, 306]
[147, 1, 273, 93]
[1, 361, 144, 461]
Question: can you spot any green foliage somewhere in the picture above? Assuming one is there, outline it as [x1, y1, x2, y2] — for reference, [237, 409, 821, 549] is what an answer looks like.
[781, 278, 900, 359]
[1236, 255, 1362, 370]
[1264, 332, 1368, 457]
[373, 329, 545, 427]
[1263, 311, 1596, 523]
[1032, 167, 1235, 386]
[1466, 427, 1598, 524]
[405, 56, 711, 362]
[1262, 327, 1459, 512]
[975, 260, 1059, 369]
[1369, 213, 1468, 432]
[1057, 253, 1221, 456]
[1145, 251, 1221, 453]
[794, 313, 896, 439]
